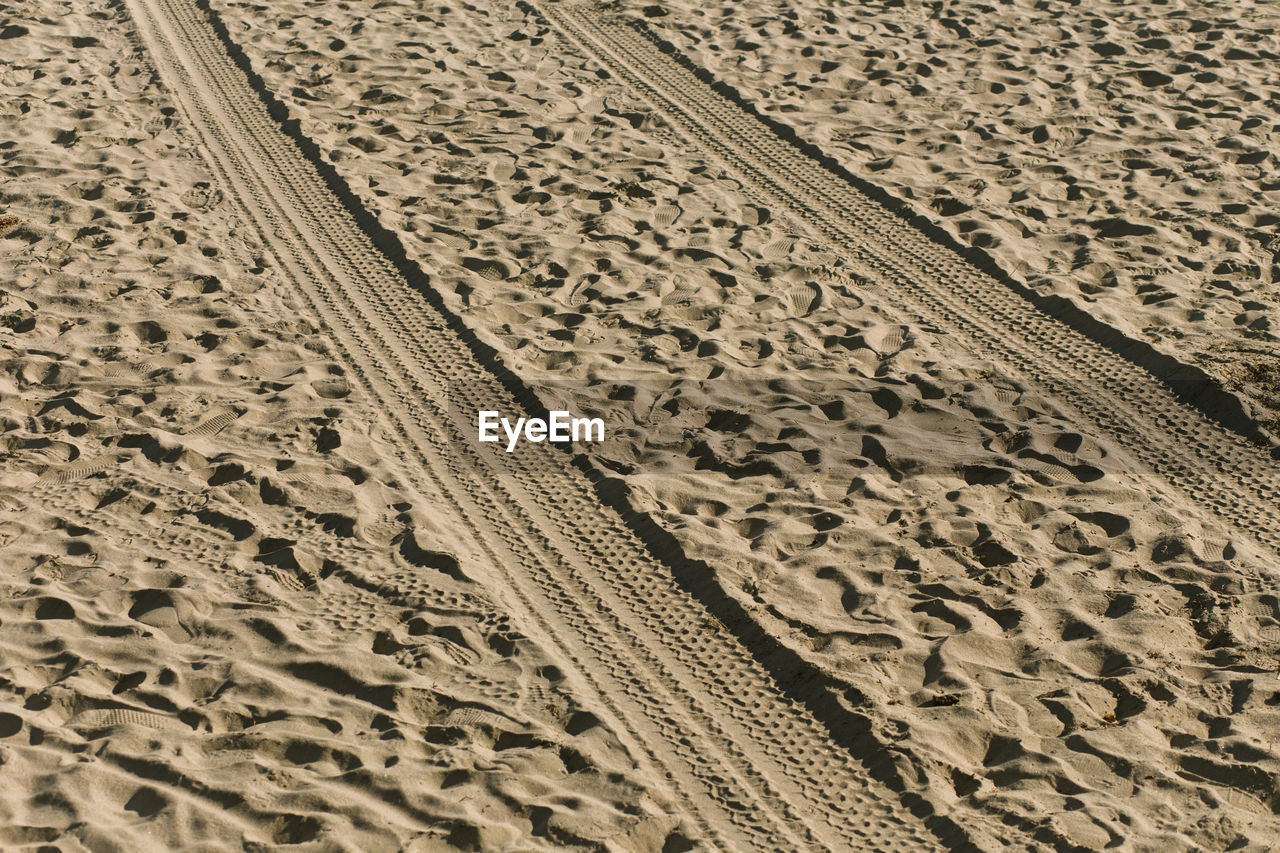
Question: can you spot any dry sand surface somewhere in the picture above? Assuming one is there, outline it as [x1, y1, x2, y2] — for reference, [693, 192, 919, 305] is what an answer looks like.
[2, 0, 1280, 850]
[631, 0, 1280, 420]
[0, 4, 687, 850]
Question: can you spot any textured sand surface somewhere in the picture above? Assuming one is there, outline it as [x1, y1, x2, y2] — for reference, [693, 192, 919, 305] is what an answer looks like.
[0, 4, 691, 850]
[629, 0, 1280, 422]
[3, 0, 1280, 850]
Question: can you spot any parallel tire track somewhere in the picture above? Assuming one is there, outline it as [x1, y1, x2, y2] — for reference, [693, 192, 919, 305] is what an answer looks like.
[538, 2, 1280, 558]
[122, 0, 948, 849]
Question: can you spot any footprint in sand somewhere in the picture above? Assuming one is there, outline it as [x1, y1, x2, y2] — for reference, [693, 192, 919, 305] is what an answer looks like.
[67, 707, 188, 733]
[489, 159, 517, 182]
[36, 453, 129, 486]
[653, 203, 681, 227]
[761, 235, 796, 260]
[461, 256, 512, 281]
[661, 274, 699, 306]
[861, 324, 909, 355]
[785, 282, 822, 316]
[181, 405, 245, 438]
[179, 183, 223, 211]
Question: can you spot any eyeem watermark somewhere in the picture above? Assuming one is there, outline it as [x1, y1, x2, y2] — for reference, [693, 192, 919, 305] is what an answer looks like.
[478, 410, 605, 452]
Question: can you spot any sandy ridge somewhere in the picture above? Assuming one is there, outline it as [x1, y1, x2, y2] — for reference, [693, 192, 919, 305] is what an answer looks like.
[121, 0, 946, 847]
[536, 2, 1280, 561]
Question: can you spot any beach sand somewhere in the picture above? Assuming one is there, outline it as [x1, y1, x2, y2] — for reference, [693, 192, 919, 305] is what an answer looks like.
[3, 0, 1278, 849]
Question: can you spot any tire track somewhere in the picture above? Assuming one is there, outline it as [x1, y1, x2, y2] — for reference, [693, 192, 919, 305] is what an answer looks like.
[537, 2, 1280, 560]
[122, 0, 951, 848]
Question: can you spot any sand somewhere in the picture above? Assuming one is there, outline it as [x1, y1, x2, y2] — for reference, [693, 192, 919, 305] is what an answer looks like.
[631, 0, 1280, 422]
[3, 0, 1279, 849]
[0, 4, 687, 849]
